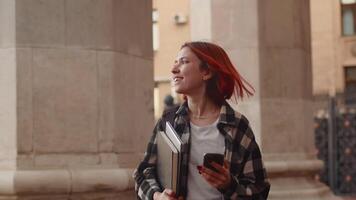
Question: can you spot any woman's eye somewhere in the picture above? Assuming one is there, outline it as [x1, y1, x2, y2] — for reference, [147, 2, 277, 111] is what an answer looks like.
[174, 59, 189, 65]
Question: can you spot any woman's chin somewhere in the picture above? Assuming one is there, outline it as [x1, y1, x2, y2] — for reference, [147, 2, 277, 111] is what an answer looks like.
[173, 87, 183, 94]
[175, 90, 184, 95]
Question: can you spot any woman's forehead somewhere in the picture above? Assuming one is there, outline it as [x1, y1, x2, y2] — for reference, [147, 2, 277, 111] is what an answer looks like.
[176, 47, 198, 60]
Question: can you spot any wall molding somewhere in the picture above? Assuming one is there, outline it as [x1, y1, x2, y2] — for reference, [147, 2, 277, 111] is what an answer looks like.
[0, 168, 134, 196]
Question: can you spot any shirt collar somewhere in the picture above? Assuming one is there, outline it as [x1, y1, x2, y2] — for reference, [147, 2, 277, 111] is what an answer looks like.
[175, 101, 189, 117]
[217, 101, 238, 128]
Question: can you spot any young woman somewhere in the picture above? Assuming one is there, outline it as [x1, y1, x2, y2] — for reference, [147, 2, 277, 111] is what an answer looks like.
[134, 41, 270, 200]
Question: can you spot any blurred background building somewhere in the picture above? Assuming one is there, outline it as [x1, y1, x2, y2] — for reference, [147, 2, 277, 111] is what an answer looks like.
[152, 0, 190, 118]
[311, 0, 356, 107]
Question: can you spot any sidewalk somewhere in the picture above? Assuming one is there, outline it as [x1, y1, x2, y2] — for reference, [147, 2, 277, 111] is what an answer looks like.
[342, 196, 356, 200]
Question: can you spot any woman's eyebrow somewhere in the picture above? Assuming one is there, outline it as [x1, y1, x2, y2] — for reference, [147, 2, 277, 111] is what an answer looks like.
[177, 56, 189, 61]
[174, 56, 189, 62]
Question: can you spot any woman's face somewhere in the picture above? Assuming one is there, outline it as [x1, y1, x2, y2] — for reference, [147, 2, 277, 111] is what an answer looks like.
[171, 47, 209, 95]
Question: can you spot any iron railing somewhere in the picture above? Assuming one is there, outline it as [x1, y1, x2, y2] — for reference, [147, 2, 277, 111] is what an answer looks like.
[314, 97, 356, 194]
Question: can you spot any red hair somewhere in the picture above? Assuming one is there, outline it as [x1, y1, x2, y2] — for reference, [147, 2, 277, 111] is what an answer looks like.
[181, 41, 254, 106]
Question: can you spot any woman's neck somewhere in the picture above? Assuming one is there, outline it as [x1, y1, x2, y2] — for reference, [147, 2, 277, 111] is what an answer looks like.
[187, 96, 219, 118]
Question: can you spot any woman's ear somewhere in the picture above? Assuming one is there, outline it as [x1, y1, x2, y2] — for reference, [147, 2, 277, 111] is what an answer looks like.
[202, 70, 213, 80]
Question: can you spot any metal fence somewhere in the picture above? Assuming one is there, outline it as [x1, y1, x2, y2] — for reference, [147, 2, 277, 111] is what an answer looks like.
[314, 98, 356, 194]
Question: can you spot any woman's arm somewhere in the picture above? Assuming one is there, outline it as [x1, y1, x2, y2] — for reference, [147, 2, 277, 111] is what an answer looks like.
[133, 119, 163, 200]
[199, 124, 270, 199]
[221, 122, 270, 200]
[220, 136, 270, 200]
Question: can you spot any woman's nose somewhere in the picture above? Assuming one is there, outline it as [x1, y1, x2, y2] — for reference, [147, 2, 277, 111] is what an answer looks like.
[171, 63, 179, 74]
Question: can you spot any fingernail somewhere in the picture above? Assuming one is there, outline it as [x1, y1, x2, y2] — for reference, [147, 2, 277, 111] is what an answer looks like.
[198, 170, 202, 174]
[196, 165, 202, 171]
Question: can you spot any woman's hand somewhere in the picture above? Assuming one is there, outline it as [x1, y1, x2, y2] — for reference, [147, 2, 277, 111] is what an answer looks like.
[198, 160, 231, 190]
[153, 189, 183, 200]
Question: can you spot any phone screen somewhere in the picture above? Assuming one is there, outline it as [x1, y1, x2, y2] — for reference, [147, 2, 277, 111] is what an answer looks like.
[203, 153, 224, 172]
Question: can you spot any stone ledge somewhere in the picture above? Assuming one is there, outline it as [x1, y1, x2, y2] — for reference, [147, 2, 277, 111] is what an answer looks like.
[269, 185, 331, 198]
[265, 159, 323, 176]
[0, 168, 134, 196]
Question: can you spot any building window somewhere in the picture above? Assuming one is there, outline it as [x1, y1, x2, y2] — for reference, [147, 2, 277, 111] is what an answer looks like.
[153, 9, 159, 51]
[345, 66, 356, 105]
[341, 0, 356, 36]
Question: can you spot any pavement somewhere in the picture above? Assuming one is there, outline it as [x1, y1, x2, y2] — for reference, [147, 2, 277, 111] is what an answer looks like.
[342, 196, 356, 200]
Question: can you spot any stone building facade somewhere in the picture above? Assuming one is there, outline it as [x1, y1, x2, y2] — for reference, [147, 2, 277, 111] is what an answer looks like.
[0, 0, 153, 199]
[311, 0, 356, 104]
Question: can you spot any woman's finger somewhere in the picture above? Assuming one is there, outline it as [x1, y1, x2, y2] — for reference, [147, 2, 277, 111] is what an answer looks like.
[202, 166, 226, 182]
[223, 159, 230, 169]
[200, 164, 232, 190]
[163, 189, 176, 196]
[210, 161, 228, 174]
[202, 170, 231, 190]
[161, 189, 178, 200]
[201, 171, 224, 188]
[201, 169, 225, 184]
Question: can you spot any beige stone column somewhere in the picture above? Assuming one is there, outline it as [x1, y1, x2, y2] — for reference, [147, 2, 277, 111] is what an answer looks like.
[0, 0, 16, 172]
[191, 0, 339, 199]
[0, 0, 153, 199]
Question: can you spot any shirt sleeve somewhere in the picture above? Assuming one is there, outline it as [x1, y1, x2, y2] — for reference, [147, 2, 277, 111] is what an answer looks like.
[133, 119, 163, 200]
[220, 125, 270, 200]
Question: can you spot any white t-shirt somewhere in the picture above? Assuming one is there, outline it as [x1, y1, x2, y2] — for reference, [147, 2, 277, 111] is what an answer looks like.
[187, 119, 225, 200]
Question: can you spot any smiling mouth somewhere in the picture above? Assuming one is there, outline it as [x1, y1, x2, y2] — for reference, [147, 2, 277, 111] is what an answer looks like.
[173, 77, 183, 82]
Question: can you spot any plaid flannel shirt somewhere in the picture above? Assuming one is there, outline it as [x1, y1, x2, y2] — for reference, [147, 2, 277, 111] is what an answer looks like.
[133, 101, 270, 200]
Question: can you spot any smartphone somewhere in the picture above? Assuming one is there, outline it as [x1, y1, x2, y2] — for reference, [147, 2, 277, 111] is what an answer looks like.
[203, 153, 224, 172]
